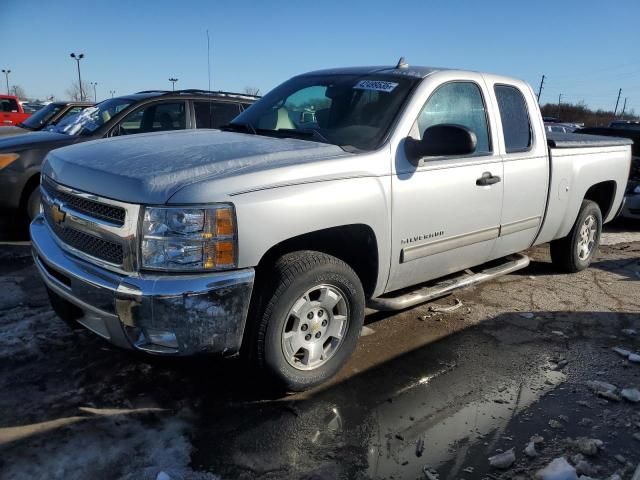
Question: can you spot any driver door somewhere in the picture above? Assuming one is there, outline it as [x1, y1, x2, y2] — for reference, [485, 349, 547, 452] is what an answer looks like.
[387, 78, 504, 292]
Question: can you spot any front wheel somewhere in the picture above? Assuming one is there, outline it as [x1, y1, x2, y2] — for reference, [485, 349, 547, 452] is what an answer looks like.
[27, 187, 42, 221]
[255, 251, 365, 391]
[550, 200, 602, 272]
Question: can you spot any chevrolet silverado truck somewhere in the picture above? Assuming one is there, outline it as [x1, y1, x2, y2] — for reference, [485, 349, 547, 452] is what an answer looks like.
[0, 95, 30, 126]
[31, 63, 631, 391]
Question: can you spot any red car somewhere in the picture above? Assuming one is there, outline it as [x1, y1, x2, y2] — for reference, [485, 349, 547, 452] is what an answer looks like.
[0, 95, 31, 126]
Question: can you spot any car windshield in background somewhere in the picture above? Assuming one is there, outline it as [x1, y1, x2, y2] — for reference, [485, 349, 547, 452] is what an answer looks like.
[229, 73, 418, 151]
[20, 103, 65, 129]
[47, 98, 133, 136]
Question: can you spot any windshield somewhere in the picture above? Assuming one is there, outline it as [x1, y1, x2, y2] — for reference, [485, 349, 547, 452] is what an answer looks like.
[230, 73, 418, 151]
[21, 103, 64, 129]
[46, 98, 134, 136]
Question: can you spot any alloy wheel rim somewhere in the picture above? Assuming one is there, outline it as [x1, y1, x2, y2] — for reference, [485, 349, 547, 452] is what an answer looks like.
[576, 214, 597, 261]
[281, 284, 349, 371]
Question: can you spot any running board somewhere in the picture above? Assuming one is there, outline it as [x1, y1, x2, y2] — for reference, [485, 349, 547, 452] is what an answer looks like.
[368, 253, 530, 311]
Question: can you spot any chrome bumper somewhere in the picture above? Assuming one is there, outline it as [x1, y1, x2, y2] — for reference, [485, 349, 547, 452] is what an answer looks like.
[30, 215, 255, 356]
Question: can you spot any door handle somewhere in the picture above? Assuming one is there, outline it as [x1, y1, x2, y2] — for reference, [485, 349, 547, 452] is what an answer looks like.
[476, 172, 501, 186]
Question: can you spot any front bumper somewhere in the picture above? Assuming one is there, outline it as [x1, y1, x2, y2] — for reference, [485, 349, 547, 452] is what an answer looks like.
[30, 215, 255, 355]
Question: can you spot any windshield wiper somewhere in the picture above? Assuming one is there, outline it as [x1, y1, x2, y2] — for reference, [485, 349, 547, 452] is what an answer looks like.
[221, 122, 257, 134]
[268, 128, 331, 144]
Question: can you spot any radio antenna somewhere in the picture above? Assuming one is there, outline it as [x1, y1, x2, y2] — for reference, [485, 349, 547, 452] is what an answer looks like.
[207, 29, 212, 91]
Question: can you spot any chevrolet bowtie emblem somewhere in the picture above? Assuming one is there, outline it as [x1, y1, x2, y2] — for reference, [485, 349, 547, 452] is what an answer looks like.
[51, 202, 66, 225]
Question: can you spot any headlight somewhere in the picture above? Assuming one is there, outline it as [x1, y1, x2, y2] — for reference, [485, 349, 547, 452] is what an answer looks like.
[141, 205, 236, 271]
[0, 153, 20, 170]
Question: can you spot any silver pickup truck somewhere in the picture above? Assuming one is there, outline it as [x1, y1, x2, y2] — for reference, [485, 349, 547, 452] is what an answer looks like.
[31, 64, 631, 391]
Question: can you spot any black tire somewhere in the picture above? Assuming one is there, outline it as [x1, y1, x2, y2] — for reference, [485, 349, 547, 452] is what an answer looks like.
[254, 251, 365, 391]
[26, 187, 42, 221]
[46, 287, 84, 330]
[550, 200, 602, 273]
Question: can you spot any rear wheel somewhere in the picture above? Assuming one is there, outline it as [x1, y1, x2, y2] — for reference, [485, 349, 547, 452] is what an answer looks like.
[550, 200, 602, 272]
[254, 251, 365, 391]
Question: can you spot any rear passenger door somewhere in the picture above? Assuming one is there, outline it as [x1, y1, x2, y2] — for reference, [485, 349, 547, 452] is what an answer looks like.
[193, 101, 242, 129]
[486, 81, 549, 259]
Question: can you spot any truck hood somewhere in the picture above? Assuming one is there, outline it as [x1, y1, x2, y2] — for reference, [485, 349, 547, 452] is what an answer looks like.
[43, 129, 349, 204]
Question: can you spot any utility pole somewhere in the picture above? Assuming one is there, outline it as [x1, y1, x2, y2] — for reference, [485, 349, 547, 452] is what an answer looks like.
[70, 53, 85, 100]
[620, 97, 627, 119]
[613, 88, 622, 116]
[537, 74, 545, 103]
[90, 82, 98, 102]
[1, 69, 10, 95]
[557, 93, 562, 119]
[168, 77, 178, 91]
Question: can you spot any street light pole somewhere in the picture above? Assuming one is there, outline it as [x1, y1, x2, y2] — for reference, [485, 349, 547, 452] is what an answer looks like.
[1, 69, 10, 95]
[90, 82, 98, 102]
[70, 53, 85, 100]
[109, 90, 115, 98]
[168, 77, 178, 91]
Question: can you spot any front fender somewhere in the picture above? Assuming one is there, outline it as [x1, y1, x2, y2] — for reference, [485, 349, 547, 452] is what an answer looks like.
[233, 176, 391, 298]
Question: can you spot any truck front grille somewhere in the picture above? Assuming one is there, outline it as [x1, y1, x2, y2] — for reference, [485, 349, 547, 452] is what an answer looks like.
[40, 177, 140, 271]
[42, 178, 126, 226]
[44, 206, 124, 264]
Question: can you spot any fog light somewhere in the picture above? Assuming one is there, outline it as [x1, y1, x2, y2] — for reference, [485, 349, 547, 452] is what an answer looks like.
[145, 328, 179, 349]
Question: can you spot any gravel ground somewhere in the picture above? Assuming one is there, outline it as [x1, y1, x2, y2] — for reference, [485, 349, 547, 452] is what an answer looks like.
[0, 219, 639, 480]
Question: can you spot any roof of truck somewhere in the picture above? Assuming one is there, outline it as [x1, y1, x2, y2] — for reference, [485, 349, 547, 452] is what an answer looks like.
[301, 65, 444, 79]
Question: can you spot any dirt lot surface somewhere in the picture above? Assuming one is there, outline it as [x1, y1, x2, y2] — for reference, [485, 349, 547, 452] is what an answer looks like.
[0, 220, 639, 480]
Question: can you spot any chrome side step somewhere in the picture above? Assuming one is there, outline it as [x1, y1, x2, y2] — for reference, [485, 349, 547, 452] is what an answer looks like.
[368, 253, 530, 311]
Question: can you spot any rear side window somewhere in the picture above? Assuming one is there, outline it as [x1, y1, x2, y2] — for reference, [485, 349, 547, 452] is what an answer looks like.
[1, 98, 19, 112]
[194, 102, 241, 129]
[494, 85, 532, 153]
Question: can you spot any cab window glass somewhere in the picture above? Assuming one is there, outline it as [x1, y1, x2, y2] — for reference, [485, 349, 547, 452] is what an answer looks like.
[1, 98, 19, 112]
[118, 102, 186, 135]
[416, 82, 491, 154]
[194, 102, 241, 128]
[494, 85, 532, 153]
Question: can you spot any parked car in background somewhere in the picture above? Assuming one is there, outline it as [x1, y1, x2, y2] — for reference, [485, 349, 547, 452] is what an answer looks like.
[544, 122, 578, 133]
[0, 89, 257, 220]
[22, 102, 45, 114]
[0, 101, 94, 138]
[609, 120, 640, 131]
[31, 64, 630, 391]
[0, 95, 31, 126]
[577, 126, 640, 220]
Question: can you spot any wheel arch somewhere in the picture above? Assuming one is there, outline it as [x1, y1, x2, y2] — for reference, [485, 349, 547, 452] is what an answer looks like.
[254, 224, 380, 298]
[583, 180, 617, 220]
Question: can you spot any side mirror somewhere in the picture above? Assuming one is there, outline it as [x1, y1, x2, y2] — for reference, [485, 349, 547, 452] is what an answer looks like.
[405, 124, 477, 165]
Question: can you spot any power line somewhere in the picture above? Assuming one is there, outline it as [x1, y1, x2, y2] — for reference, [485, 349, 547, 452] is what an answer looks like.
[537, 74, 545, 103]
[613, 88, 622, 116]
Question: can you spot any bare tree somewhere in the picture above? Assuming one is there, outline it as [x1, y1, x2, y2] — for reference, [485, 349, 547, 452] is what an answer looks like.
[243, 86, 260, 96]
[11, 85, 27, 99]
[66, 81, 90, 101]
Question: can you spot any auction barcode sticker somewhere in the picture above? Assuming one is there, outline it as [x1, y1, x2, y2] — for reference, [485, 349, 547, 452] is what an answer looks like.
[353, 80, 398, 93]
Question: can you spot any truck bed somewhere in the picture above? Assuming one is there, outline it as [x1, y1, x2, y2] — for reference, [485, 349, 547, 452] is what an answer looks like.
[546, 132, 633, 149]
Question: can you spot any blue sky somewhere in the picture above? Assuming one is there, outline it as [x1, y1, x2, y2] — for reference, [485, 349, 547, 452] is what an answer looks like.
[2, 0, 640, 114]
